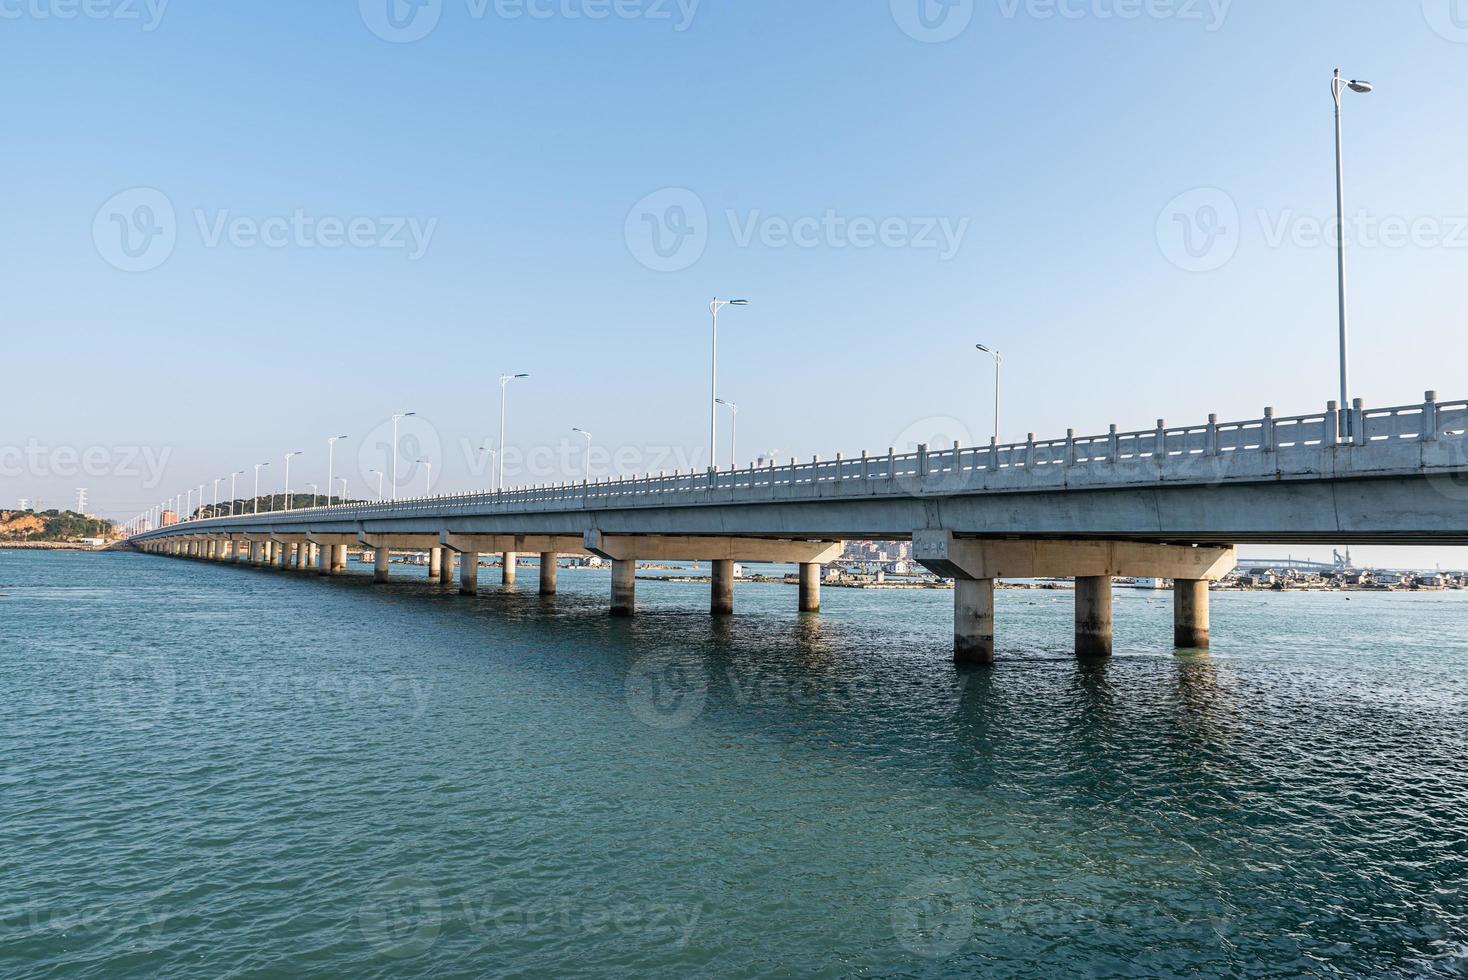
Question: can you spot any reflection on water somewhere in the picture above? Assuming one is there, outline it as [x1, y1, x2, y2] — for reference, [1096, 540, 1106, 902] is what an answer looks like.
[2, 549, 1468, 978]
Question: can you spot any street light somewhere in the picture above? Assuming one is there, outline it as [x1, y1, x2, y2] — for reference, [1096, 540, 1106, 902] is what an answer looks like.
[228, 471, 243, 516]
[186, 488, 194, 521]
[715, 399, 739, 470]
[572, 428, 593, 481]
[498, 374, 530, 491]
[283, 451, 304, 510]
[709, 298, 749, 471]
[326, 435, 349, 506]
[336, 477, 347, 501]
[307, 483, 318, 504]
[1332, 67, 1374, 437]
[976, 344, 1002, 444]
[253, 462, 270, 514]
[416, 458, 432, 496]
[390, 413, 416, 502]
[368, 469, 384, 500]
[212, 477, 222, 517]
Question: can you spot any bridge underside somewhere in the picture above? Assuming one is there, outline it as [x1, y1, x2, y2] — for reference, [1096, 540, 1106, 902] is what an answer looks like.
[130, 469, 1468, 664]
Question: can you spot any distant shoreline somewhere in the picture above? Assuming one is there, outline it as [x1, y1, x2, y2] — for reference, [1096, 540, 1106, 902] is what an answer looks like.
[0, 541, 108, 551]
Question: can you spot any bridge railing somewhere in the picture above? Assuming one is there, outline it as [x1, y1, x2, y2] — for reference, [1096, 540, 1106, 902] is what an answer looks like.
[138, 392, 1466, 535]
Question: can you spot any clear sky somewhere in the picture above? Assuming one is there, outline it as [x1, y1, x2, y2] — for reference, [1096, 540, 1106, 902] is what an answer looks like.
[4, 1, 1466, 567]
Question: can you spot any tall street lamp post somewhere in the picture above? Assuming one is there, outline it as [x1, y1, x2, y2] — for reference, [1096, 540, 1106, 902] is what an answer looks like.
[283, 451, 303, 510]
[253, 462, 270, 514]
[391, 413, 416, 502]
[498, 374, 530, 491]
[572, 428, 593, 481]
[327, 435, 349, 506]
[976, 344, 1002, 445]
[1332, 67, 1374, 437]
[709, 298, 749, 471]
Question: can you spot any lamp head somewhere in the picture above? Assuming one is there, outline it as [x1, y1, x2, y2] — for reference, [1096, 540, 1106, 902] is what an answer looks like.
[1348, 80, 1373, 93]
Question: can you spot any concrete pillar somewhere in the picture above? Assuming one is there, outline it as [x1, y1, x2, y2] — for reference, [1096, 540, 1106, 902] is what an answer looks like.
[374, 547, 390, 583]
[954, 578, 996, 664]
[459, 551, 479, 595]
[332, 545, 348, 573]
[1174, 579, 1210, 648]
[277, 543, 291, 569]
[539, 553, 558, 595]
[295, 543, 307, 570]
[252, 541, 264, 566]
[799, 563, 821, 613]
[428, 547, 441, 579]
[317, 544, 331, 576]
[711, 559, 735, 616]
[439, 549, 456, 584]
[1075, 576, 1113, 658]
[502, 552, 517, 586]
[611, 559, 636, 617]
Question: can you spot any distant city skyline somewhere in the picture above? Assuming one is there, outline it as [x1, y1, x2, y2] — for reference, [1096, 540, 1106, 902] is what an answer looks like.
[4, 3, 1467, 566]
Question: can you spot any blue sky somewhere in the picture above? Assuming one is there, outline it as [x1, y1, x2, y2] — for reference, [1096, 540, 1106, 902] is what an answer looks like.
[4, 1, 1467, 566]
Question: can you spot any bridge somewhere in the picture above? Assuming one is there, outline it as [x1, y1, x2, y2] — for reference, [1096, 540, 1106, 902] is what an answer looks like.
[125, 392, 1468, 663]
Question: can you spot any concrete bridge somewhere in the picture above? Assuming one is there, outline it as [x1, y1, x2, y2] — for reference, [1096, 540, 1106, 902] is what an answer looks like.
[127, 392, 1468, 663]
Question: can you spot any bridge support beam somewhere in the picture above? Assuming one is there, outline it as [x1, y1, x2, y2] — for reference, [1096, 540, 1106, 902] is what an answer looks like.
[1075, 576, 1113, 659]
[954, 578, 996, 665]
[584, 532, 842, 618]
[611, 560, 636, 617]
[799, 563, 821, 613]
[711, 560, 735, 615]
[502, 552, 517, 586]
[429, 547, 442, 580]
[359, 534, 439, 584]
[306, 534, 356, 576]
[1174, 579, 1210, 648]
[914, 532, 1235, 661]
[439, 550, 456, 584]
[540, 553, 558, 595]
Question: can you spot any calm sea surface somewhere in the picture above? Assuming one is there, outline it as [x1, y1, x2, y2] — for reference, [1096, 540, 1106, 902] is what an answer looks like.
[3, 549, 1468, 978]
